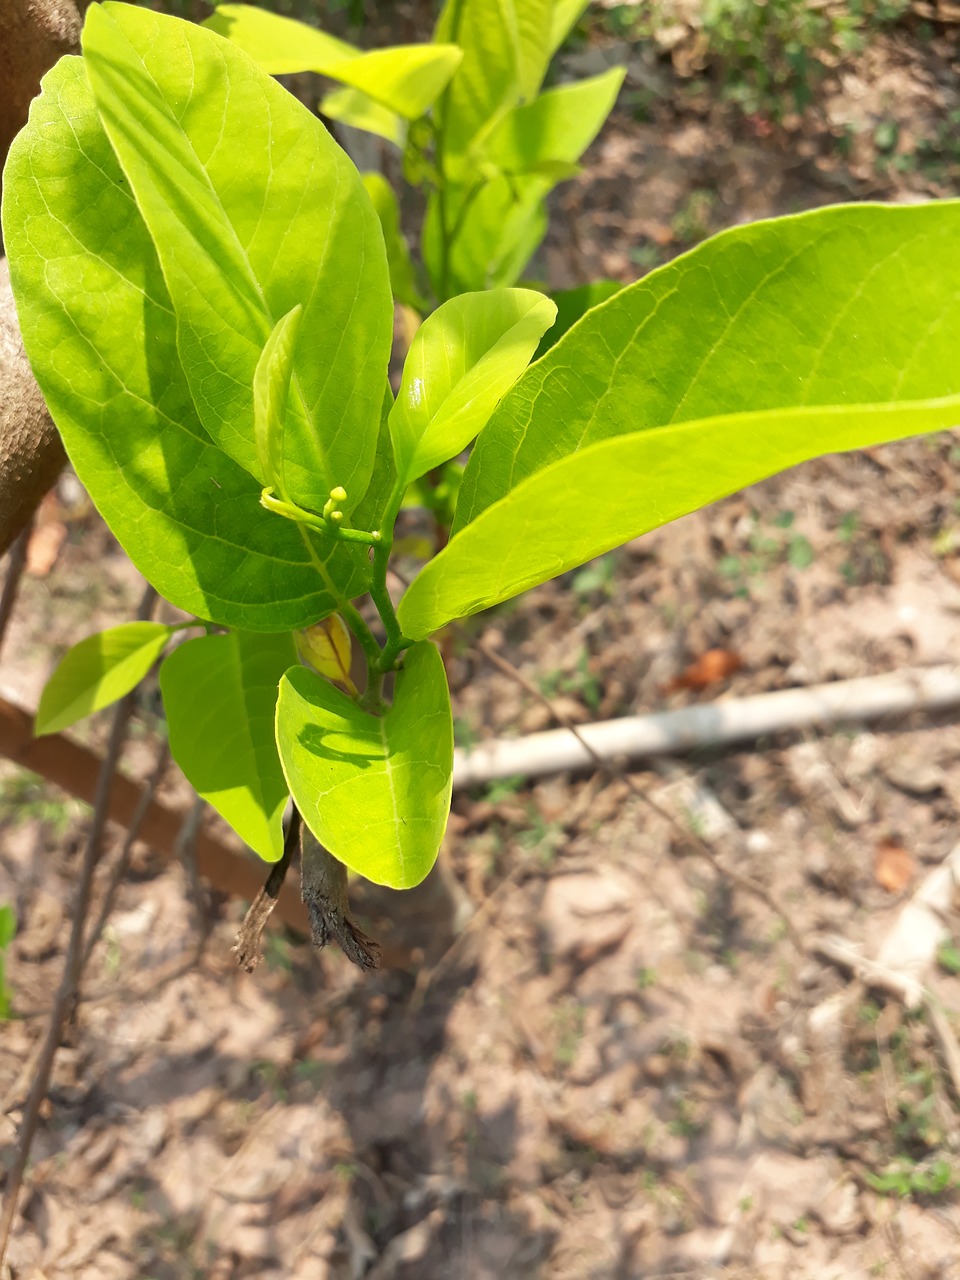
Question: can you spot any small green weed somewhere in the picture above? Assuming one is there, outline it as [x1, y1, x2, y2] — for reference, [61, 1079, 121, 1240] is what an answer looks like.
[0, 904, 16, 1020]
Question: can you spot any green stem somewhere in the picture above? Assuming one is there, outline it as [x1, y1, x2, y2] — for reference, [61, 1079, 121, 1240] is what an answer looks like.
[369, 478, 413, 676]
[339, 601, 381, 680]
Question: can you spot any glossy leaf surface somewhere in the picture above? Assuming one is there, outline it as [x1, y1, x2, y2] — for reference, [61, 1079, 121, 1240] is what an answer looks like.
[83, 2, 392, 514]
[389, 289, 556, 487]
[1, 56, 367, 630]
[322, 86, 404, 146]
[485, 67, 625, 173]
[276, 641, 453, 888]
[160, 630, 296, 860]
[36, 623, 172, 735]
[207, 5, 461, 118]
[254, 305, 302, 500]
[434, 0, 553, 164]
[398, 202, 960, 637]
[535, 280, 624, 359]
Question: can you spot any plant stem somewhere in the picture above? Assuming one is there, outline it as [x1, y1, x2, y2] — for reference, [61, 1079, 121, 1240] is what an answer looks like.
[340, 600, 382, 680]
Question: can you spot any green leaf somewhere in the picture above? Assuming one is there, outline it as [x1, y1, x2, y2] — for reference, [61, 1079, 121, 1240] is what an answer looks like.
[434, 0, 554, 165]
[424, 174, 550, 297]
[484, 67, 625, 174]
[535, 280, 624, 359]
[276, 641, 453, 888]
[389, 289, 557, 487]
[36, 623, 172, 736]
[397, 201, 960, 638]
[205, 3, 357, 70]
[254, 305, 302, 501]
[548, 0, 590, 55]
[82, 2, 393, 516]
[1, 56, 370, 630]
[206, 6, 462, 119]
[160, 630, 296, 860]
[324, 87, 405, 146]
[361, 173, 425, 311]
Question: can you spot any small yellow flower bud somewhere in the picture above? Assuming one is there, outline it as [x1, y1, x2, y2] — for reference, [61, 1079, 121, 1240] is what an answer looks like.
[296, 614, 356, 693]
[329, 485, 347, 502]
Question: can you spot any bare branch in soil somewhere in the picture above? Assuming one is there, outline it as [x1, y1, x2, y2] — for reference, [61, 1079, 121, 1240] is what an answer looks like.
[234, 810, 299, 972]
[300, 820, 381, 970]
[0, 582, 155, 1270]
[0, 518, 31, 658]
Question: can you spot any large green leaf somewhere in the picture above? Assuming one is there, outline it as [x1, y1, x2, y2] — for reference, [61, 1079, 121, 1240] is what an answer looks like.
[276, 641, 453, 889]
[1, 56, 368, 630]
[36, 623, 173, 736]
[434, 0, 553, 166]
[206, 5, 462, 119]
[82, 2, 392, 515]
[389, 289, 557, 487]
[535, 280, 624, 359]
[397, 201, 960, 638]
[485, 67, 625, 174]
[160, 630, 296, 860]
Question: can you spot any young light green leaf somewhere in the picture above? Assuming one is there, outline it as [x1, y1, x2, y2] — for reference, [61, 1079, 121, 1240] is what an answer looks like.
[389, 289, 557, 487]
[548, 0, 590, 56]
[35, 623, 173, 736]
[206, 6, 462, 119]
[276, 641, 453, 889]
[361, 174, 426, 311]
[398, 201, 960, 637]
[534, 280, 624, 359]
[205, 3, 357, 70]
[434, 0, 553, 166]
[398, 397, 960, 639]
[424, 174, 550, 298]
[160, 631, 296, 860]
[323, 87, 405, 146]
[484, 67, 625, 174]
[1, 55, 370, 631]
[254, 305, 302, 501]
[82, 2, 393, 516]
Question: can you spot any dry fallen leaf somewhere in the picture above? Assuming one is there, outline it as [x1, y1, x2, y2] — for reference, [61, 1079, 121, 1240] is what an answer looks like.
[874, 841, 916, 894]
[25, 492, 67, 576]
[666, 647, 743, 693]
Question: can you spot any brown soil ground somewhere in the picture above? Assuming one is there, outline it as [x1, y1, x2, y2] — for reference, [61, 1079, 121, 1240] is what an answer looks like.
[3, 5, 960, 1278]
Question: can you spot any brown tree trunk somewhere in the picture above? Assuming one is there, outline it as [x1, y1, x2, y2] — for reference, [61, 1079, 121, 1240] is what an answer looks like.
[0, 0, 83, 556]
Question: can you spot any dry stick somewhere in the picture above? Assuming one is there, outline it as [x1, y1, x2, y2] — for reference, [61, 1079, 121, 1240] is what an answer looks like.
[175, 793, 209, 951]
[0, 583, 155, 1270]
[474, 635, 805, 952]
[234, 810, 299, 973]
[0, 693, 308, 932]
[80, 738, 170, 970]
[300, 817, 381, 970]
[0, 518, 31, 659]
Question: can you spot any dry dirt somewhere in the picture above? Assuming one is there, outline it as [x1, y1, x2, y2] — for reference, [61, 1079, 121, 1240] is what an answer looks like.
[3, 6, 960, 1279]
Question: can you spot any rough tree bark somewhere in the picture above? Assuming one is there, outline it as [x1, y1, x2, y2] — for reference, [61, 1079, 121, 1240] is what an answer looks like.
[0, 0, 83, 556]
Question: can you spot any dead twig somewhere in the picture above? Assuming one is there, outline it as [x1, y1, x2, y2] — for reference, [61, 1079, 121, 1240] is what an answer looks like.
[80, 739, 170, 970]
[300, 818, 381, 970]
[234, 810, 299, 972]
[0, 518, 31, 659]
[0, 583, 155, 1270]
